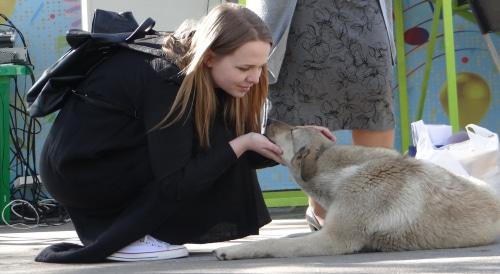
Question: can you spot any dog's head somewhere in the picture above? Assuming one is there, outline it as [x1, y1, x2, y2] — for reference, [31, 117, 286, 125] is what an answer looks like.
[265, 120, 333, 181]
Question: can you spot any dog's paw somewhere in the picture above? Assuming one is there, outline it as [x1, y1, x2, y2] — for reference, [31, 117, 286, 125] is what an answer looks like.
[213, 245, 247, 261]
[213, 246, 232, 261]
[213, 248, 228, 261]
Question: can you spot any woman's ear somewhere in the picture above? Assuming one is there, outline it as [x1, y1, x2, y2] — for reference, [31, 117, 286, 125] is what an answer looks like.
[204, 50, 215, 68]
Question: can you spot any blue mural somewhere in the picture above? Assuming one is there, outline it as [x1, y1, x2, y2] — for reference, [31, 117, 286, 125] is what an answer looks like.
[3, 0, 499, 191]
[393, 0, 499, 147]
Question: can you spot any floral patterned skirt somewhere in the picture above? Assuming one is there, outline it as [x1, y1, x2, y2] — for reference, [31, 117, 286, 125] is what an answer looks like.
[268, 0, 395, 131]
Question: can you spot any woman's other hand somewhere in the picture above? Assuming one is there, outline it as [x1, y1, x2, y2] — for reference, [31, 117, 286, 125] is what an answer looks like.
[300, 125, 336, 142]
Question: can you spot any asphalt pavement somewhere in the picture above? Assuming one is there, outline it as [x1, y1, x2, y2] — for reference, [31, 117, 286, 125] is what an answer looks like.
[1, 207, 500, 274]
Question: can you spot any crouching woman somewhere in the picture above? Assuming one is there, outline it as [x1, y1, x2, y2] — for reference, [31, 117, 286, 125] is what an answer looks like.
[36, 3, 285, 263]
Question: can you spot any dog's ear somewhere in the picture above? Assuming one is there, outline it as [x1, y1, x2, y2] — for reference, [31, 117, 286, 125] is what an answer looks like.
[291, 145, 324, 181]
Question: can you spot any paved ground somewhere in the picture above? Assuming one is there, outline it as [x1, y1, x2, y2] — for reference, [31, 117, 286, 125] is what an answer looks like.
[1, 207, 500, 274]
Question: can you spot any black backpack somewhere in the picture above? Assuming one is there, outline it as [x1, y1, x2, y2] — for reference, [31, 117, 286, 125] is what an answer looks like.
[26, 9, 167, 118]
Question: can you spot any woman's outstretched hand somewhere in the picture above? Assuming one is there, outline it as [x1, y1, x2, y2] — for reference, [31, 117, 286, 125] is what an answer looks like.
[229, 132, 284, 164]
[300, 125, 336, 142]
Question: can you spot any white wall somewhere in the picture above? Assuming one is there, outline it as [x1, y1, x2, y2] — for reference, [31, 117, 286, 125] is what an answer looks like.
[81, 0, 224, 32]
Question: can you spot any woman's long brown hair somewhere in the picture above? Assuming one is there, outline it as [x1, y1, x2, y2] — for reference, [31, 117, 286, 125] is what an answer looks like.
[156, 3, 272, 148]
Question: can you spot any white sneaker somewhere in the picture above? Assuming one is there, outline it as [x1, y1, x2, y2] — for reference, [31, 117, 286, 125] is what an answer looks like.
[107, 235, 189, 262]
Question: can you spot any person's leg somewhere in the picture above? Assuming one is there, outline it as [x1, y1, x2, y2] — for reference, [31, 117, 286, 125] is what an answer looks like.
[352, 129, 394, 148]
[307, 198, 326, 228]
[307, 129, 395, 227]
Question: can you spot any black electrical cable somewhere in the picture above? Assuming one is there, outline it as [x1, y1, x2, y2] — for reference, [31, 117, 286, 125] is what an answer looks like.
[8, 80, 67, 226]
[1, 13, 69, 227]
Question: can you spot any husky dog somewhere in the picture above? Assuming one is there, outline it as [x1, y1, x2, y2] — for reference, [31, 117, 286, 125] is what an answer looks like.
[214, 121, 500, 260]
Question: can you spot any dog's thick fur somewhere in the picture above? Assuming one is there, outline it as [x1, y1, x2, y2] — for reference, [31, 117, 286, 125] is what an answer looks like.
[214, 121, 500, 260]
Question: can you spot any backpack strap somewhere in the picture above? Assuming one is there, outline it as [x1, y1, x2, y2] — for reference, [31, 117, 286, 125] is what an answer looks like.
[126, 18, 156, 42]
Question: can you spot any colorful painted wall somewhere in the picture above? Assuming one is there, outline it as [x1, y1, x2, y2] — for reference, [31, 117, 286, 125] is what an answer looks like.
[393, 0, 500, 148]
[3, 0, 499, 191]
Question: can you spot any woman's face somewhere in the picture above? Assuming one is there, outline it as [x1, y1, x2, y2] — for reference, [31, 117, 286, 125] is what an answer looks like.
[206, 40, 271, 98]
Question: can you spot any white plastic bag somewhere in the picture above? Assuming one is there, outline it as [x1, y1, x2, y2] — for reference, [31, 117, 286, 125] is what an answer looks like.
[447, 124, 499, 179]
[411, 120, 499, 180]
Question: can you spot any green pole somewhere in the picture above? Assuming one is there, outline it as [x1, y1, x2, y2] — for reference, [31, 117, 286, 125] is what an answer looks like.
[0, 71, 11, 223]
[0, 64, 30, 224]
[442, 0, 460, 132]
[394, 0, 410, 152]
[416, 0, 442, 121]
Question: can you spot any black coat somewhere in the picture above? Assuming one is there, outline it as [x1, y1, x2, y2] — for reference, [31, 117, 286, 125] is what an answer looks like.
[36, 48, 276, 263]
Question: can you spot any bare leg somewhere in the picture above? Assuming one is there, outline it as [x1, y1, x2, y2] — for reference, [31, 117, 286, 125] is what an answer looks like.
[308, 198, 326, 227]
[306, 129, 394, 225]
[352, 129, 394, 148]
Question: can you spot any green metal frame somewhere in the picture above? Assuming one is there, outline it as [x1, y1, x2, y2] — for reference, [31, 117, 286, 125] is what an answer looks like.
[442, 0, 460, 133]
[395, 0, 461, 153]
[417, 0, 443, 121]
[0, 64, 30, 224]
[394, 0, 411, 151]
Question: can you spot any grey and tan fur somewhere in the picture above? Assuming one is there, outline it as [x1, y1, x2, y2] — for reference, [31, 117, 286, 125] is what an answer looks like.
[214, 121, 500, 260]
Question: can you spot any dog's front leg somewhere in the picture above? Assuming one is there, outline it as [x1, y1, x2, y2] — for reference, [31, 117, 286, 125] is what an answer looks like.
[214, 230, 340, 260]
